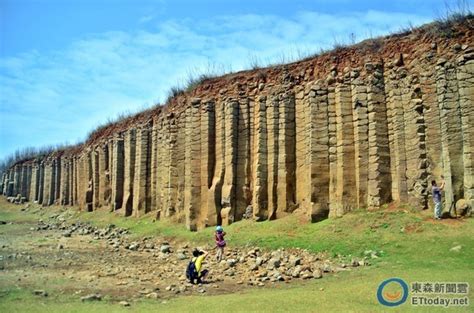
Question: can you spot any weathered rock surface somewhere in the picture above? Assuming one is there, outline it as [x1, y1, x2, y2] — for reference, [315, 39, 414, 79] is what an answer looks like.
[1, 20, 473, 229]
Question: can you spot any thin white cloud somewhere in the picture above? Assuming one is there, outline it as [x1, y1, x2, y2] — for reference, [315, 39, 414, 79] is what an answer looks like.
[0, 10, 433, 159]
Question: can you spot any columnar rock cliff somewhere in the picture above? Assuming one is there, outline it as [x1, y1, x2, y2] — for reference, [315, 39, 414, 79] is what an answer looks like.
[2, 20, 473, 230]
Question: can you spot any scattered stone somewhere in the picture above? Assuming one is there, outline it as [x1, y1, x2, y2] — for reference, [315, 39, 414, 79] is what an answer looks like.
[226, 259, 237, 267]
[33, 290, 48, 297]
[289, 256, 301, 267]
[160, 244, 171, 253]
[145, 292, 159, 299]
[450, 245, 462, 253]
[128, 243, 140, 251]
[267, 258, 281, 269]
[81, 294, 102, 302]
[322, 264, 332, 273]
[177, 252, 187, 260]
[313, 269, 323, 279]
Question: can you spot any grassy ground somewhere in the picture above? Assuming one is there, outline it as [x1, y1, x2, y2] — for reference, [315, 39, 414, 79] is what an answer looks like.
[0, 199, 472, 312]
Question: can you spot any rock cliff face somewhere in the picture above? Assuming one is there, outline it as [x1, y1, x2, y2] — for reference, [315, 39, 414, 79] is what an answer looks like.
[2, 20, 473, 230]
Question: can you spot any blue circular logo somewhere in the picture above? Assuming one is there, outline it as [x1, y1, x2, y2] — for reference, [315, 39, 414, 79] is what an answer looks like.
[377, 278, 409, 307]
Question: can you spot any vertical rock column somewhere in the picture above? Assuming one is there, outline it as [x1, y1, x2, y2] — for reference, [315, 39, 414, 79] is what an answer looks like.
[122, 129, 136, 216]
[111, 136, 124, 211]
[386, 68, 408, 203]
[29, 162, 39, 202]
[162, 113, 179, 218]
[436, 59, 464, 209]
[92, 149, 100, 209]
[208, 101, 226, 225]
[155, 119, 165, 217]
[184, 100, 201, 230]
[236, 97, 251, 220]
[366, 63, 392, 209]
[351, 69, 369, 209]
[327, 82, 338, 217]
[133, 126, 151, 217]
[54, 158, 61, 203]
[20, 165, 28, 198]
[420, 60, 444, 187]
[277, 92, 296, 215]
[175, 112, 186, 217]
[42, 161, 53, 206]
[307, 82, 330, 221]
[150, 118, 159, 212]
[97, 145, 108, 208]
[60, 158, 70, 205]
[332, 75, 356, 216]
[200, 101, 216, 227]
[266, 95, 279, 220]
[295, 87, 308, 213]
[252, 95, 268, 220]
[403, 74, 428, 209]
[13, 165, 21, 196]
[456, 55, 474, 209]
[220, 101, 238, 225]
[37, 163, 44, 204]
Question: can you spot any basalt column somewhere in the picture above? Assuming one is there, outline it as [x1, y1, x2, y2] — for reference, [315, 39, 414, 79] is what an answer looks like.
[123, 129, 136, 216]
[295, 87, 308, 213]
[366, 63, 392, 209]
[456, 56, 474, 208]
[133, 126, 151, 217]
[175, 111, 186, 218]
[402, 72, 428, 209]
[111, 136, 124, 211]
[13, 165, 21, 196]
[150, 118, 159, 213]
[29, 162, 39, 202]
[266, 95, 279, 220]
[386, 67, 409, 203]
[208, 100, 226, 225]
[54, 158, 61, 203]
[331, 77, 356, 216]
[220, 101, 238, 225]
[200, 101, 216, 227]
[327, 83, 338, 217]
[277, 92, 296, 216]
[92, 149, 100, 209]
[307, 82, 330, 221]
[162, 113, 179, 218]
[184, 100, 201, 230]
[436, 59, 464, 209]
[252, 95, 268, 220]
[235, 97, 252, 220]
[42, 161, 54, 206]
[37, 163, 44, 204]
[351, 69, 369, 209]
[60, 159, 70, 205]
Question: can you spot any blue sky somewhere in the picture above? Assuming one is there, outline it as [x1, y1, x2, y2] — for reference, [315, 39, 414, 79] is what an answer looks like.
[0, 0, 470, 160]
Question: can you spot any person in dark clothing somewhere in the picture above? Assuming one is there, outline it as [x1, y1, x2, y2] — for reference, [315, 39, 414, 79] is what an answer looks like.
[431, 178, 445, 220]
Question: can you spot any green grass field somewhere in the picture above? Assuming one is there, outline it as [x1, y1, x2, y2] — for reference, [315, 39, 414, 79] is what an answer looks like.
[0, 200, 472, 312]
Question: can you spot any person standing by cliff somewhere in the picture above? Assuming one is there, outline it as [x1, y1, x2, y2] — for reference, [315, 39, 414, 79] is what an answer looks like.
[431, 177, 445, 220]
[215, 226, 226, 262]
